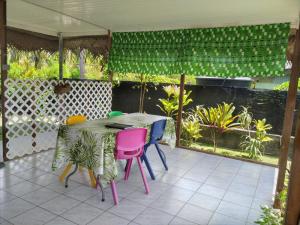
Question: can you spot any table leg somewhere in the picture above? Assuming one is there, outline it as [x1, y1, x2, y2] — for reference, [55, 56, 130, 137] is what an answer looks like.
[96, 174, 105, 202]
[65, 163, 78, 188]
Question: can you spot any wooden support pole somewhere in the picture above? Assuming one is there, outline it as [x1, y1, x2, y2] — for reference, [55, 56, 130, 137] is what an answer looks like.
[285, 109, 300, 225]
[0, 0, 8, 163]
[58, 32, 63, 80]
[107, 30, 113, 82]
[274, 25, 300, 209]
[176, 74, 185, 147]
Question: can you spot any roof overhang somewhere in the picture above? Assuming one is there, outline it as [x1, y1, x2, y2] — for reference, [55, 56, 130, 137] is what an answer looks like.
[8, 0, 300, 37]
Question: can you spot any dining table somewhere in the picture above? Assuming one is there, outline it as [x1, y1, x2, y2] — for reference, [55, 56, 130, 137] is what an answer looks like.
[51, 113, 176, 186]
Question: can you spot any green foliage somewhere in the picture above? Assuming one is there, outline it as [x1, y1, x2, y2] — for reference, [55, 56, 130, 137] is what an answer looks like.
[181, 112, 202, 146]
[274, 80, 300, 91]
[7, 48, 106, 80]
[240, 136, 265, 159]
[157, 85, 193, 117]
[238, 106, 253, 131]
[255, 206, 283, 225]
[113, 73, 196, 85]
[240, 118, 272, 160]
[195, 103, 240, 151]
[255, 119, 273, 142]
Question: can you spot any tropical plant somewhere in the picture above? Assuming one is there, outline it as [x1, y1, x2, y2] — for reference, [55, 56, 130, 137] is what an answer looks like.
[240, 136, 264, 159]
[273, 80, 300, 91]
[240, 118, 272, 160]
[196, 102, 240, 151]
[157, 85, 193, 117]
[238, 106, 253, 132]
[181, 112, 202, 146]
[255, 206, 283, 225]
[255, 119, 273, 142]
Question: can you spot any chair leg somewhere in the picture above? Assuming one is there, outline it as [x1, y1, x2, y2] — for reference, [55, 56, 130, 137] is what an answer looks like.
[88, 169, 97, 188]
[141, 144, 150, 163]
[124, 159, 129, 172]
[141, 153, 156, 180]
[124, 159, 133, 180]
[155, 143, 168, 171]
[136, 157, 150, 194]
[96, 175, 105, 202]
[110, 180, 119, 205]
[59, 163, 72, 183]
[65, 163, 78, 188]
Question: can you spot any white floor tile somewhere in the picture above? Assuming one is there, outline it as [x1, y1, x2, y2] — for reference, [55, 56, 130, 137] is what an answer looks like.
[21, 188, 60, 205]
[108, 199, 146, 220]
[62, 203, 103, 225]
[133, 208, 174, 225]
[40, 195, 80, 215]
[9, 207, 56, 225]
[87, 212, 129, 225]
[0, 198, 35, 219]
[177, 203, 213, 225]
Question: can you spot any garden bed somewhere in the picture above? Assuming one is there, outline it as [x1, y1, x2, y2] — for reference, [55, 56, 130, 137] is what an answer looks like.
[180, 141, 279, 166]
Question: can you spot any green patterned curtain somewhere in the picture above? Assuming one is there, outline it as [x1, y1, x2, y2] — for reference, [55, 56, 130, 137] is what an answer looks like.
[109, 23, 290, 77]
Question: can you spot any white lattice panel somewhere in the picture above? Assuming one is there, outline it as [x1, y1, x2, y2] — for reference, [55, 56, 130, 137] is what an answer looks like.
[4, 79, 112, 159]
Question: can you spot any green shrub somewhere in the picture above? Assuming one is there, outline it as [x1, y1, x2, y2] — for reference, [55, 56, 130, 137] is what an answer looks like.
[255, 206, 283, 225]
[196, 103, 240, 151]
[240, 119, 272, 160]
[157, 85, 193, 118]
[181, 113, 202, 146]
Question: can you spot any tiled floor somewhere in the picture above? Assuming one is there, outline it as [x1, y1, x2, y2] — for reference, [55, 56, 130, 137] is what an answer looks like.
[0, 145, 277, 225]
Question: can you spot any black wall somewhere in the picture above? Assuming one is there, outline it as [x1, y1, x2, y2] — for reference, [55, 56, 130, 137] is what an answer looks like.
[112, 81, 300, 135]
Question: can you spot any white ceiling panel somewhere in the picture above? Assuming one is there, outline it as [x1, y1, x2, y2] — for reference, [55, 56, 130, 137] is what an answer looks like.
[7, 0, 300, 37]
[8, 0, 108, 36]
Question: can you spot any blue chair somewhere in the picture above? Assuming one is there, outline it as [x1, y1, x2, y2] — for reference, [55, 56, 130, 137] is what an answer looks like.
[141, 119, 168, 180]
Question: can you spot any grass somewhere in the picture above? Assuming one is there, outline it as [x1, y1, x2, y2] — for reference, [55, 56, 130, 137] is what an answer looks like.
[182, 141, 278, 166]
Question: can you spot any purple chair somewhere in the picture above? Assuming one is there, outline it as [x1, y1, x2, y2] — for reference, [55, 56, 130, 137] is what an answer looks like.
[111, 128, 150, 205]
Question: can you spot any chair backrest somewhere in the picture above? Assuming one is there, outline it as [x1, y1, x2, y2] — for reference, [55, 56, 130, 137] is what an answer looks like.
[150, 119, 167, 142]
[66, 115, 87, 125]
[108, 111, 124, 118]
[115, 128, 147, 159]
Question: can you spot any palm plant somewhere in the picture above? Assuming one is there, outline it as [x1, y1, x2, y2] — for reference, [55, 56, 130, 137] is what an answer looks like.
[196, 102, 240, 151]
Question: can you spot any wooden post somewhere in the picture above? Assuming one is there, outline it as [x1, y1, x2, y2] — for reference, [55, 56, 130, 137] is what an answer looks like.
[107, 30, 113, 82]
[176, 74, 185, 147]
[58, 32, 63, 80]
[274, 25, 300, 208]
[0, 0, 8, 163]
[285, 109, 300, 225]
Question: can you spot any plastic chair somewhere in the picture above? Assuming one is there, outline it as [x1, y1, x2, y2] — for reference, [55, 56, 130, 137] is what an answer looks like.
[59, 115, 97, 188]
[110, 128, 149, 205]
[108, 111, 124, 118]
[142, 119, 168, 180]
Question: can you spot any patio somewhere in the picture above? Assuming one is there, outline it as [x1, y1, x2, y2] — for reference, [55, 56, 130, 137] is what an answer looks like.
[0, 144, 276, 225]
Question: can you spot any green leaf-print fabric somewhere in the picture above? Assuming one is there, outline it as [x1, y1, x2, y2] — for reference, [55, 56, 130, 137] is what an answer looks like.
[52, 114, 176, 184]
[109, 23, 290, 77]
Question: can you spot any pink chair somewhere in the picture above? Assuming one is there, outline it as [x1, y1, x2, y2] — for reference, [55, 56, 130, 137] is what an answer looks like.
[111, 128, 150, 205]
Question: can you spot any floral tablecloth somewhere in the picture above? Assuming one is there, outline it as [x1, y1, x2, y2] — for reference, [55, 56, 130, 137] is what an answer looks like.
[52, 113, 176, 183]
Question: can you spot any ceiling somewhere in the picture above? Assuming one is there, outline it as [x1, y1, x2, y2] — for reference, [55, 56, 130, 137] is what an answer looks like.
[8, 0, 300, 37]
